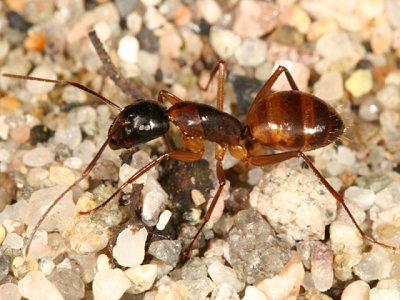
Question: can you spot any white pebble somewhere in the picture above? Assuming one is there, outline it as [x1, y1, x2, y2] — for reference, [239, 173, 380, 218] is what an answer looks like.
[23, 147, 55, 167]
[118, 35, 139, 63]
[3, 232, 23, 250]
[156, 210, 172, 230]
[341, 280, 370, 300]
[210, 27, 242, 60]
[26, 66, 57, 95]
[0, 283, 21, 300]
[125, 264, 158, 294]
[191, 189, 206, 206]
[234, 38, 267, 67]
[120, 164, 146, 188]
[242, 286, 268, 300]
[197, 0, 222, 24]
[208, 260, 245, 292]
[353, 246, 392, 281]
[49, 166, 76, 186]
[18, 271, 64, 300]
[344, 186, 375, 211]
[0, 116, 9, 140]
[92, 268, 131, 300]
[54, 125, 82, 150]
[141, 0, 162, 7]
[314, 71, 344, 103]
[113, 227, 148, 268]
[143, 7, 166, 30]
[97, 254, 111, 271]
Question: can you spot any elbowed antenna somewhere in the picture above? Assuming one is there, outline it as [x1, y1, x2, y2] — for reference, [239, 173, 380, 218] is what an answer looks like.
[2, 73, 122, 111]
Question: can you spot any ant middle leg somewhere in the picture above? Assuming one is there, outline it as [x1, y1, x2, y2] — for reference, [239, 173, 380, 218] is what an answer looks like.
[198, 60, 226, 111]
[248, 151, 397, 251]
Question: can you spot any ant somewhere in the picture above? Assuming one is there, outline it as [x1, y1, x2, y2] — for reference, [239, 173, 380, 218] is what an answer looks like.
[3, 32, 396, 261]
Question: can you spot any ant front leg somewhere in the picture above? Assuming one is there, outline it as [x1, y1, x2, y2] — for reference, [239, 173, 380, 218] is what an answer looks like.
[248, 151, 397, 251]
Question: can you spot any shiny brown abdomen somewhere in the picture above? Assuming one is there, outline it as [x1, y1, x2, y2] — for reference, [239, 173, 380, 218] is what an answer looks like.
[246, 90, 344, 151]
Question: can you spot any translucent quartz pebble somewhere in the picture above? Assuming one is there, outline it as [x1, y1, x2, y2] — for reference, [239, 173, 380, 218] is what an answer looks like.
[242, 286, 268, 300]
[174, 278, 215, 300]
[209, 27, 241, 60]
[354, 246, 392, 281]
[148, 240, 182, 267]
[92, 268, 131, 300]
[344, 186, 375, 211]
[211, 283, 240, 300]
[112, 226, 148, 268]
[208, 260, 245, 292]
[18, 271, 64, 300]
[48, 268, 85, 300]
[26, 66, 56, 95]
[181, 257, 208, 280]
[22, 185, 74, 232]
[311, 242, 333, 292]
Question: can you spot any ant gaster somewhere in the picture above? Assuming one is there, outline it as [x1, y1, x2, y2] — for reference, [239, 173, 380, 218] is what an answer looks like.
[3, 33, 397, 259]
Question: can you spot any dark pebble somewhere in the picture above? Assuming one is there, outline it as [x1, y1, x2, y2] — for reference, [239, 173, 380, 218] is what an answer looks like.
[137, 27, 159, 53]
[230, 74, 264, 113]
[6, 11, 32, 32]
[30, 124, 54, 145]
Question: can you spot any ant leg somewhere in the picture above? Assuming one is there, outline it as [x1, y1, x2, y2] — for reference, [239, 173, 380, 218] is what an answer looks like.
[2, 73, 122, 111]
[80, 150, 204, 215]
[182, 144, 227, 258]
[248, 65, 299, 114]
[157, 90, 183, 105]
[24, 127, 121, 256]
[88, 31, 152, 100]
[248, 151, 397, 251]
[198, 60, 226, 111]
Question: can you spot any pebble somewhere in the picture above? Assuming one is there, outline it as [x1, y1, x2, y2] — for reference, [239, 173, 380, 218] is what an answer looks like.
[210, 27, 241, 60]
[117, 35, 139, 64]
[173, 4, 192, 26]
[370, 287, 400, 300]
[377, 84, 400, 110]
[125, 264, 158, 294]
[0, 95, 22, 114]
[141, 0, 162, 7]
[242, 286, 269, 300]
[22, 185, 74, 232]
[313, 71, 344, 103]
[283, 5, 311, 34]
[208, 260, 245, 293]
[148, 240, 182, 267]
[181, 257, 208, 280]
[0, 172, 16, 211]
[307, 18, 338, 41]
[344, 69, 373, 98]
[22, 146, 55, 167]
[0, 282, 21, 300]
[234, 38, 267, 67]
[62, 85, 88, 104]
[143, 7, 166, 30]
[142, 179, 169, 226]
[137, 27, 159, 52]
[315, 31, 365, 73]
[48, 268, 85, 300]
[112, 226, 148, 268]
[174, 278, 215, 300]
[197, 0, 222, 25]
[156, 209, 172, 230]
[371, 19, 392, 54]
[24, 32, 47, 52]
[0, 225, 5, 245]
[138, 51, 160, 76]
[272, 60, 310, 91]
[353, 246, 392, 281]
[341, 280, 370, 300]
[211, 283, 240, 300]
[359, 97, 381, 121]
[49, 165, 76, 186]
[311, 242, 333, 292]
[92, 268, 131, 300]
[3, 232, 23, 250]
[18, 271, 64, 300]
[126, 11, 143, 34]
[256, 251, 305, 300]
[54, 125, 82, 150]
[233, 0, 280, 37]
[26, 66, 57, 95]
[69, 252, 97, 284]
[228, 209, 291, 284]
[344, 186, 375, 211]
[159, 29, 183, 59]
[249, 161, 337, 244]
[115, 0, 139, 18]
[38, 257, 55, 275]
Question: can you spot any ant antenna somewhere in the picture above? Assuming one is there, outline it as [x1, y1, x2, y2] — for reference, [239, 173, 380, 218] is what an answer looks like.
[2, 73, 122, 111]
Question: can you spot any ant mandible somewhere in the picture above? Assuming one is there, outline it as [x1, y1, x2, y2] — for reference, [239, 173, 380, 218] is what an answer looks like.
[3, 33, 396, 259]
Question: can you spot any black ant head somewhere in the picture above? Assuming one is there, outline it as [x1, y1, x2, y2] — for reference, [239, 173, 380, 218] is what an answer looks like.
[108, 100, 169, 150]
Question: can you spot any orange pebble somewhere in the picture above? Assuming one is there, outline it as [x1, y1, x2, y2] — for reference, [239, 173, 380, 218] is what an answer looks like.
[24, 32, 47, 52]
[0, 95, 22, 114]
